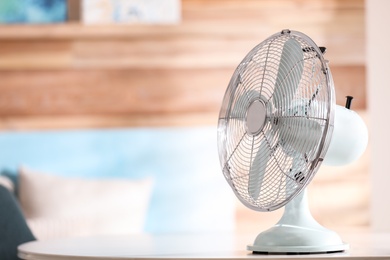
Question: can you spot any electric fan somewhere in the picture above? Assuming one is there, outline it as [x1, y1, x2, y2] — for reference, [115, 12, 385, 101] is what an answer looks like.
[217, 29, 368, 253]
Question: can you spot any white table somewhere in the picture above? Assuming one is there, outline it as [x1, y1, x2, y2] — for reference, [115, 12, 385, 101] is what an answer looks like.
[18, 232, 390, 260]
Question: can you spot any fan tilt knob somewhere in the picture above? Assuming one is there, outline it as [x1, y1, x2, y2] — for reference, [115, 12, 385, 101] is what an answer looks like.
[246, 100, 266, 135]
[345, 96, 353, 109]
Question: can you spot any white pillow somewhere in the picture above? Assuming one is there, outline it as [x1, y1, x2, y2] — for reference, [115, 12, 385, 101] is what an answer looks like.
[19, 167, 153, 240]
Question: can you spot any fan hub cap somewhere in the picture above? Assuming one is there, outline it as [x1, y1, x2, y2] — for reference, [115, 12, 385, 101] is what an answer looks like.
[246, 100, 266, 135]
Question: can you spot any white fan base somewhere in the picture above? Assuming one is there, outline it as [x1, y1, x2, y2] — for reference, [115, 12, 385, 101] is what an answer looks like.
[247, 189, 349, 254]
[247, 225, 349, 253]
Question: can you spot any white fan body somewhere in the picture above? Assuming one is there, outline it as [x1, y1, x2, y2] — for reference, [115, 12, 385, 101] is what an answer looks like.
[217, 29, 368, 254]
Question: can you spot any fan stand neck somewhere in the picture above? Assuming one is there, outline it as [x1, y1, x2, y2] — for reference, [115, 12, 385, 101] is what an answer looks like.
[277, 189, 320, 228]
[247, 189, 349, 254]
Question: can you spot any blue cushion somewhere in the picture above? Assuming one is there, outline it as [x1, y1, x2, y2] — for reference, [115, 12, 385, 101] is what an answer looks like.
[0, 127, 235, 233]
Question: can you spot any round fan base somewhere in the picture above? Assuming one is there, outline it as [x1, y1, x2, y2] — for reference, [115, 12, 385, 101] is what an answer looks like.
[249, 245, 348, 255]
[248, 231, 349, 254]
[247, 189, 349, 254]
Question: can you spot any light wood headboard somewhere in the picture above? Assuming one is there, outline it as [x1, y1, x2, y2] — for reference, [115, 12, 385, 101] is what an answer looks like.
[0, 0, 365, 130]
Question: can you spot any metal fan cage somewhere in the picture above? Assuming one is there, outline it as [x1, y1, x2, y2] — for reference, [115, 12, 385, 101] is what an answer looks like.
[217, 30, 335, 211]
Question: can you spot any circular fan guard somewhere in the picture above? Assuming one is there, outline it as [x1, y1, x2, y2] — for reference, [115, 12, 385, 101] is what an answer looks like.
[217, 30, 335, 212]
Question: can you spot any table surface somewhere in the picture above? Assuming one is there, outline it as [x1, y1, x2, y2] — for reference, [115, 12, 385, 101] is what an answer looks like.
[18, 232, 390, 260]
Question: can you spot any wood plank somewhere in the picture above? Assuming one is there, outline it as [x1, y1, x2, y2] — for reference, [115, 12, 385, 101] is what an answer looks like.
[0, 33, 363, 70]
[71, 38, 255, 69]
[0, 69, 232, 116]
[0, 34, 364, 70]
[0, 65, 365, 129]
[0, 113, 217, 130]
[0, 40, 72, 69]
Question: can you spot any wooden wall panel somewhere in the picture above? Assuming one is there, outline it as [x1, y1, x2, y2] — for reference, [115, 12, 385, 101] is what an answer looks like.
[0, 0, 365, 129]
[0, 0, 370, 233]
[0, 69, 230, 116]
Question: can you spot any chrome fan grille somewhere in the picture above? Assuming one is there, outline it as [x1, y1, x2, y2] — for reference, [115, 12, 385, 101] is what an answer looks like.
[217, 30, 335, 211]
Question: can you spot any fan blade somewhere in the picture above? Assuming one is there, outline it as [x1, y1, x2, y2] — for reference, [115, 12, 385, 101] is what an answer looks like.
[273, 39, 304, 108]
[248, 138, 271, 201]
[278, 117, 322, 155]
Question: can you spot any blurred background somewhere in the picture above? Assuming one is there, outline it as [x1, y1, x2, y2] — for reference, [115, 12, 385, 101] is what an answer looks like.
[0, 0, 387, 239]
